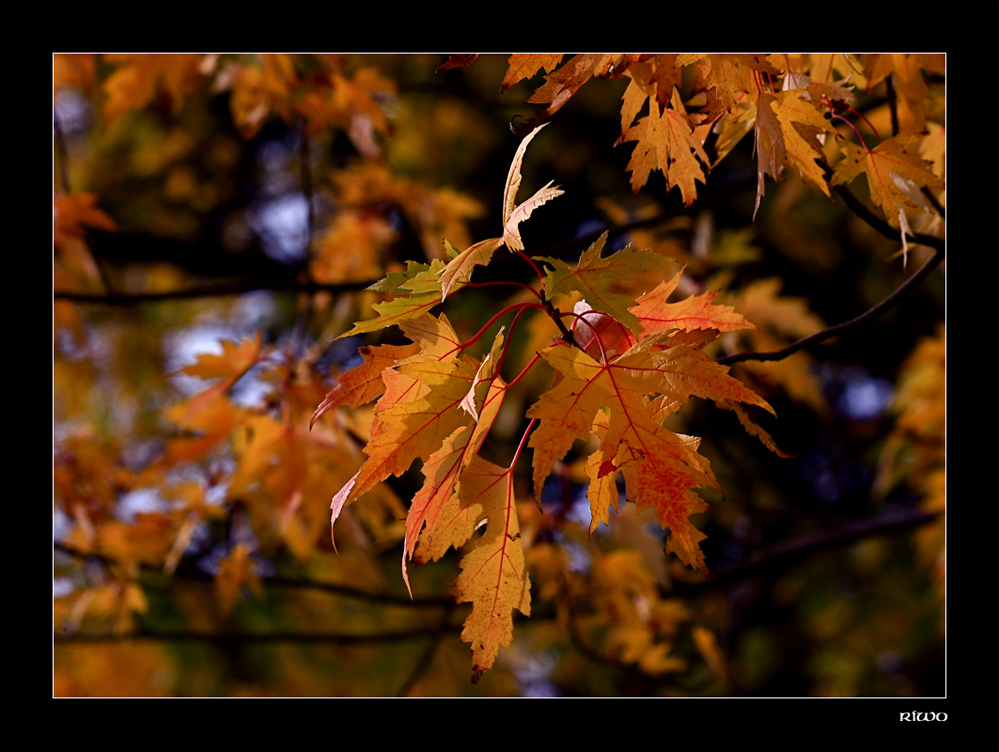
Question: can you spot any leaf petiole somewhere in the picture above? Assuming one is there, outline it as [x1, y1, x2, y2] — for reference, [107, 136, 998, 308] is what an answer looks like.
[516, 249, 546, 284]
[831, 112, 871, 153]
[463, 280, 542, 299]
[509, 418, 538, 473]
[493, 302, 540, 378]
[844, 108, 883, 145]
[451, 302, 545, 357]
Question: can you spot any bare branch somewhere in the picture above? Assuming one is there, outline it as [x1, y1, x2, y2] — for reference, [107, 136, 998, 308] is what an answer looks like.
[670, 507, 942, 597]
[716, 245, 943, 366]
[396, 605, 455, 696]
[54, 625, 463, 646]
[832, 184, 944, 252]
[54, 542, 452, 608]
[54, 278, 380, 305]
[885, 73, 900, 137]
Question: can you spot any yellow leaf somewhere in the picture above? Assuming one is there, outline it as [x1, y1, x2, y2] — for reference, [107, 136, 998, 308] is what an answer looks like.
[621, 88, 710, 203]
[536, 231, 666, 334]
[501, 54, 565, 93]
[103, 54, 203, 123]
[771, 90, 838, 197]
[629, 268, 757, 336]
[831, 133, 944, 229]
[440, 237, 505, 300]
[501, 123, 563, 252]
[449, 456, 531, 683]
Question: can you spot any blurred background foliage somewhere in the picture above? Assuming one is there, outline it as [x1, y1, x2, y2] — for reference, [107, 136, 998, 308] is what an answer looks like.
[54, 53, 943, 697]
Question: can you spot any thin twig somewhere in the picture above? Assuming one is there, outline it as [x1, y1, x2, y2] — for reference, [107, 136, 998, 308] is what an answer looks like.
[716, 245, 943, 366]
[832, 184, 944, 252]
[54, 625, 462, 645]
[54, 542, 452, 607]
[885, 74, 900, 137]
[545, 297, 578, 349]
[921, 186, 945, 219]
[396, 604, 456, 696]
[670, 507, 942, 597]
[54, 278, 380, 305]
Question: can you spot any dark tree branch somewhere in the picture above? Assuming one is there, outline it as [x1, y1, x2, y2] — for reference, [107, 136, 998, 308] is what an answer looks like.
[921, 186, 945, 219]
[52, 172, 759, 310]
[54, 625, 463, 646]
[54, 278, 380, 305]
[885, 73, 900, 137]
[54, 542, 452, 608]
[267, 574, 451, 607]
[832, 184, 944, 252]
[670, 507, 942, 597]
[716, 244, 943, 366]
[714, 164, 945, 367]
[396, 604, 455, 696]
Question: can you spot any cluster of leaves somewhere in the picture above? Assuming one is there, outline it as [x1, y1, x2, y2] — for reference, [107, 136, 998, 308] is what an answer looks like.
[312, 125, 785, 679]
[489, 54, 945, 243]
[54, 53, 945, 695]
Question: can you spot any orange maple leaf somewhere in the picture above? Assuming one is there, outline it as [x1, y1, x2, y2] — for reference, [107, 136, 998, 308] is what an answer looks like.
[408, 412, 529, 682]
[501, 123, 564, 252]
[161, 334, 263, 464]
[831, 132, 944, 230]
[400, 330, 507, 589]
[620, 87, 711, 203]
[752, 91, 787, 219]
[438, 122, 562, 299]
[54, 194, 118, 248]
[102, 54, 203, 123]
[330, 315, 480, 536]
[500, 54, 565, 92]
[437, 54, 481, 73]
[450, 456, 530, 683]
[770, 90, 838, 198]
[311, 343, 420, 428]
[629, 268, 757, 337]
[527, 331, 772, 573]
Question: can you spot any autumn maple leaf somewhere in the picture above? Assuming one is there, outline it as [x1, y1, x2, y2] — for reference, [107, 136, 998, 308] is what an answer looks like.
[629, 268, 756, 337]
[752, 91, 787, 219]
[54, 194, 118, 247]
[536, 231, 666, 335]
[620, 87, 711, 203]
[501, 124, 564, 253]
[770, 89, 838, 198]
[102, 54, 203, 123]
[311, 343, 419, 428]
[446, 456, 530, 683]
[318, 112, 777, 681]
[527, 330, 771, 574]
[831, 132, 944, 230]
[329, 314, 473, 526]
[434, 123, 563, 301]
[413, 451, 530, 683]
[500, 54, 565, 93]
